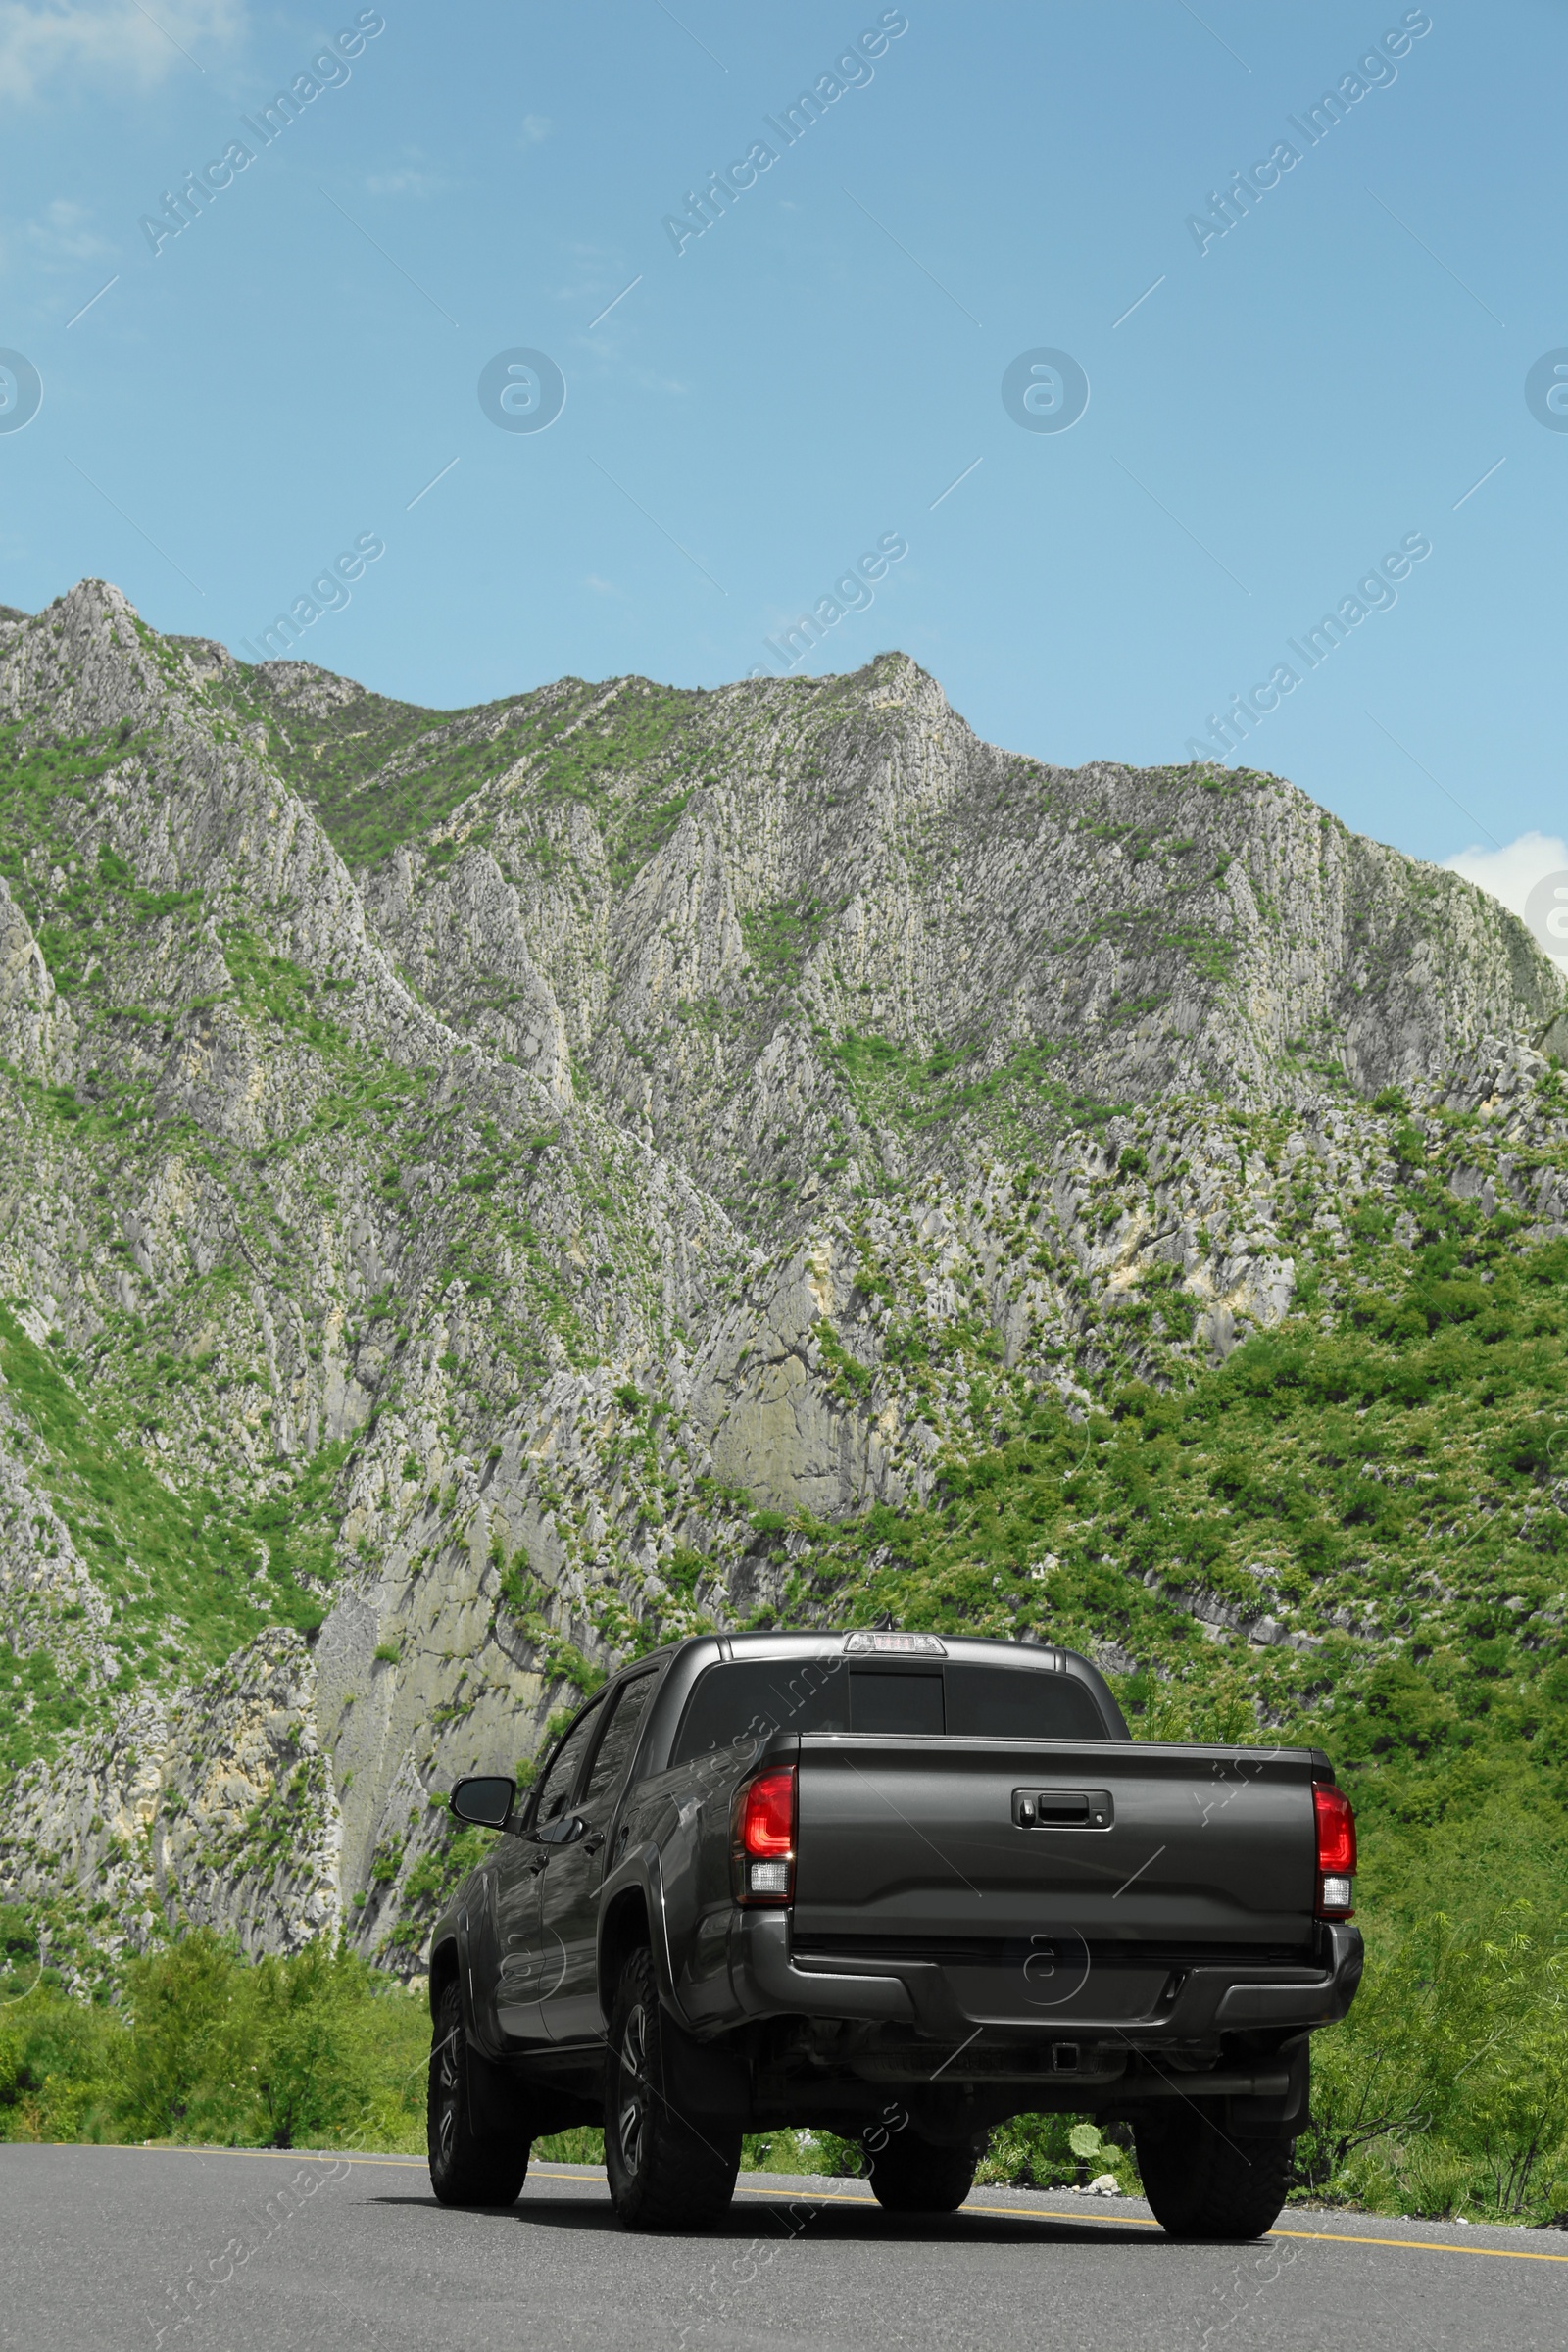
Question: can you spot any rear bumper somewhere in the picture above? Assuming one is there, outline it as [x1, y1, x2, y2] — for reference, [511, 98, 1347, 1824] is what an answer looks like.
[725, 1913, 1363, 2045]
[729, 1909, 919, 2024]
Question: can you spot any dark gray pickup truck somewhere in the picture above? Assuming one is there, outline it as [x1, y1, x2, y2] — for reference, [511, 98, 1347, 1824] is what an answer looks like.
[427, 1629, 1361, 2236]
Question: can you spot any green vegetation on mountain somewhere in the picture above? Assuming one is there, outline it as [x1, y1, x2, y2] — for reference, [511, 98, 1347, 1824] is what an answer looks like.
[203, 661, 716, 881]
[828, 1027, 1128, 1140]
[208, 664, 567, 869]
[0, 1301, 318, 1770]
[788, 1195, 1568, 1794]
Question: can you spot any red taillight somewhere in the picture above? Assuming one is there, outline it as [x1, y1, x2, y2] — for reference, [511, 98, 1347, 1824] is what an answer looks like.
[732, 1767, 796, 1904]
[742, 1770, 795, 1856]
[1313, 1782, 1356, 1919]
[1314, 1783, 1356, 1873]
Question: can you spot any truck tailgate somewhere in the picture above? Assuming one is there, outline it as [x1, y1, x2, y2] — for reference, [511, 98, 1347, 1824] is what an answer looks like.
[791, 1734, 1319, 1955]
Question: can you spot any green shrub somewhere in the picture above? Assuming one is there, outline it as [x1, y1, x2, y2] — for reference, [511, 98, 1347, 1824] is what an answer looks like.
[0, 1931, 428, 2151]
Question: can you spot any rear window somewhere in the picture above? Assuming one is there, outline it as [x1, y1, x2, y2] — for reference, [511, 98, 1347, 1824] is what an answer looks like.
[945, 1662, 1107, 1741]
[670, 1655, 1108, 1763]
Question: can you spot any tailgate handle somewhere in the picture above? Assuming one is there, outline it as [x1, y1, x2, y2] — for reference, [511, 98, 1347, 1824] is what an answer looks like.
[1014, 1788, 1113, 1829]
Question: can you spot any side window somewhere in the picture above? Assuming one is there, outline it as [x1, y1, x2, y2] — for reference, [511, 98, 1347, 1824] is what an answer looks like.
[533, 1695, 606, 1826]
[671, 1659, 848, 1763]
[582, 1673, 659, 1810]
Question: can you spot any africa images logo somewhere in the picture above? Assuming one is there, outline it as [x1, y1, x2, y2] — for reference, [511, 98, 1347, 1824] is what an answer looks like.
[661, 10, 908, 255]
[1525, 351, 1568, 433]
[1525, 871, 1568, 962]
[0, 350, 43, 433]
[1001, 350, 1090, 434]
[1186, 531, 1432, 764]
[477, 350, 567, 435]
[137, 12, 385, 258]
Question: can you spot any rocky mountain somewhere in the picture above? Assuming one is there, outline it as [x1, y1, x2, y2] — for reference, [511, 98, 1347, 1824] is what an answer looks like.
[1, 578, 1564, 1986]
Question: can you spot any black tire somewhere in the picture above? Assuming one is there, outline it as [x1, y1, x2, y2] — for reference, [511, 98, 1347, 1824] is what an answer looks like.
[865, 2133, 976, 2215]
[427, 1978, 530, 2209]
[604, 1947, 740, 2230]
[1134, 2110, 1293, 2241]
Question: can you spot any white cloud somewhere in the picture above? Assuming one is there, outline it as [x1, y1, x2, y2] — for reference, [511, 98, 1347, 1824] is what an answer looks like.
[1444, 830, 1568, 968]
[0, 0, 241, 106]
[519, 113, 550, 144]
[366, 165, 447, 199]
[628, 366, 687, 396]
[27, 196, 109, 263]
[582, 574, 621, 597]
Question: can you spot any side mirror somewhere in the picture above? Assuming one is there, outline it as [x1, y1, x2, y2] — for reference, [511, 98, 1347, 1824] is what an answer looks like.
[449, 1775, 516, 1831]
[534, 1811, 587, 1847]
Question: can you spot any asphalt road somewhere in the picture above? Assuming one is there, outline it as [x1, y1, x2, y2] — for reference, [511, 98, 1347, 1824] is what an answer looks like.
[3, 2146, 1564, 2352]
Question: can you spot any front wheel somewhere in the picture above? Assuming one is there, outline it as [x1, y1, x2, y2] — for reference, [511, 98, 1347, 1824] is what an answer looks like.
[604, 1947, 740, 2230]
[1134, 2110, 1293, 2241]
[427, 1978, 529, 2209]
[865, 2132, 976, 2214]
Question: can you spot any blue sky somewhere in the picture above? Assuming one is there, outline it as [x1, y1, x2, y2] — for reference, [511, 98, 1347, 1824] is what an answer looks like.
[2, 0, 1564, 913]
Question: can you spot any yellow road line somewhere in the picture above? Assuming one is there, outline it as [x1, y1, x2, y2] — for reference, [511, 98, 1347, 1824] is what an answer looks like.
[68, 2147, 1568, 2262]
[1271, 2226, 1568, 2264]
[90, 2145, 425, 2167]
[726, 2180, 1568, 2263]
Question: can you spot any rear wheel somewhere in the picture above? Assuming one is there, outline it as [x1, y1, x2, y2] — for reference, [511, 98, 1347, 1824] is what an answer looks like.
[1134, 2110, 1293, 2241]
[604, 1947, 740, 2230]
[865, 2133, 976, 2215]
[427, 1978, 530, 2209]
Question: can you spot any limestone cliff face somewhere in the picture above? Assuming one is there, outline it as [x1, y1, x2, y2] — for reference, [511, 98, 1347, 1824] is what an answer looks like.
[0, 875, 74, 1079]
[0, 580, 1562, 1976]
[3, 1632, 340, 1970]
[351, 655, 1563, 1203]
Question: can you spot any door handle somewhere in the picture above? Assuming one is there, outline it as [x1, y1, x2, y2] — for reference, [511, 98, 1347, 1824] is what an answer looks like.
[1013, 1788, 1113, 1829]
